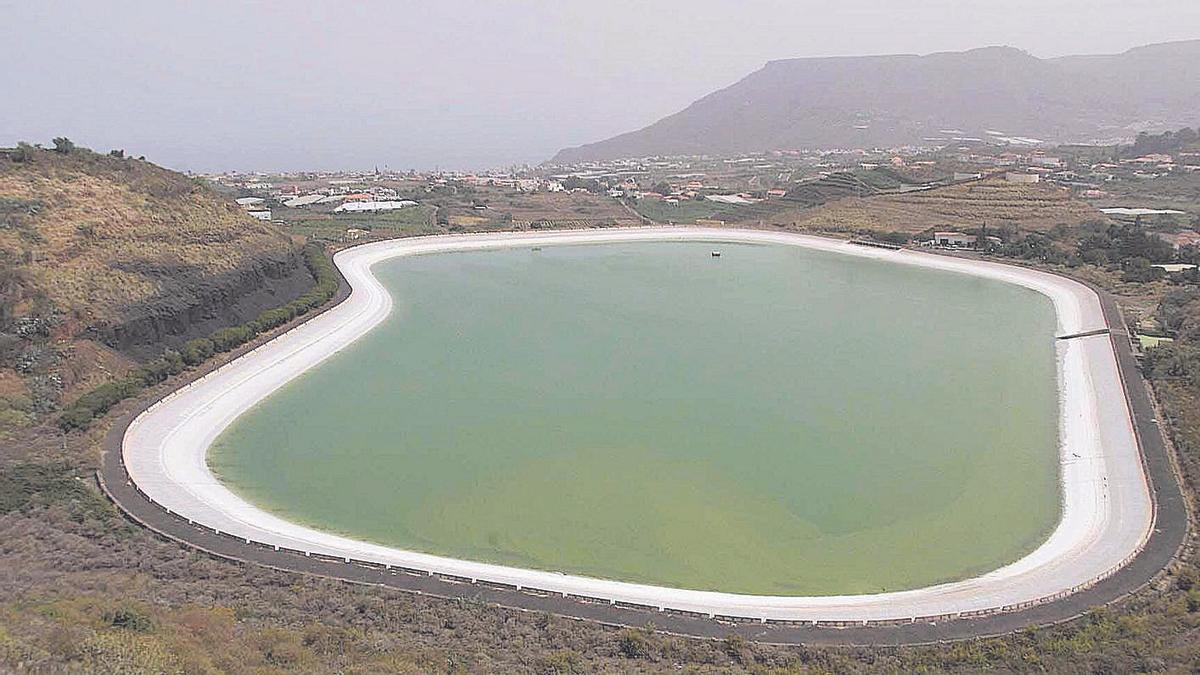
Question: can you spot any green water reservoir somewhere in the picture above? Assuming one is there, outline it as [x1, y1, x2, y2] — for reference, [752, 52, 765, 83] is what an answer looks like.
[209, 241, 1060, 595]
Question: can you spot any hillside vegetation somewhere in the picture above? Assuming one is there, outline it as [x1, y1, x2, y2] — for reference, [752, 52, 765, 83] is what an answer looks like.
[0, 142, 314, 432]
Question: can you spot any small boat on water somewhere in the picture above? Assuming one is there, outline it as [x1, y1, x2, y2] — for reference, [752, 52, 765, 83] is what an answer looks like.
[711, 250, 721, 257]
[532, 246, 542, 251]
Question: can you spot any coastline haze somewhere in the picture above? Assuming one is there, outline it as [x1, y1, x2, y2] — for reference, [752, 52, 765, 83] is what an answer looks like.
[3, 0, 1198, 172]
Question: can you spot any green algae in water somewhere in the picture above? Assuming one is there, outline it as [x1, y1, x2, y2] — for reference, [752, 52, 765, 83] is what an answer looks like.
[209, 241, 1059, 595]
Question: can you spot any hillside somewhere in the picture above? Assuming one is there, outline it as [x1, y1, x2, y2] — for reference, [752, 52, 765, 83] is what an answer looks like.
[0, 143, 314, 428]
[553, 40, 1200, 163]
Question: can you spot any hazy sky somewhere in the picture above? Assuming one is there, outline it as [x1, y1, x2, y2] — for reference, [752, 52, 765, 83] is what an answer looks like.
[4, 0, 1199, 172]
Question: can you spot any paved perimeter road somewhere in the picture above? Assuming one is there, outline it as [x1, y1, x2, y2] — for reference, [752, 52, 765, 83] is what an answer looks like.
[100, 229, 1187, 645]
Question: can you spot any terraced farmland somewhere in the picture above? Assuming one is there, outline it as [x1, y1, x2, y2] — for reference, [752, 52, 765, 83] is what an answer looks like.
[791, 179, 1103, 234]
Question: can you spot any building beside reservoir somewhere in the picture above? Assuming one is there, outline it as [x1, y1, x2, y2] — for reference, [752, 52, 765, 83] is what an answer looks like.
[933, 231, 977, 247]
[333, 200, 418, 213]
[1005, 172, 1041, 184]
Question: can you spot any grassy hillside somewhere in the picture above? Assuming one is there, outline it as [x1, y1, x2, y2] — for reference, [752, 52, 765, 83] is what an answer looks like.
[0, 142, 314, 431]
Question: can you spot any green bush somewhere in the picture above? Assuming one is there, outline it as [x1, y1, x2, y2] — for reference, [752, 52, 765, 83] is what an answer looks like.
[57, 405, 96, 430]
[0, 462, 94, 514]
[616, 628, 650, 659]
[181, 338, 214, 366]
[135, 352, 185, 385]
[102, 606, 154, 633]
[211, 325, 255, 352]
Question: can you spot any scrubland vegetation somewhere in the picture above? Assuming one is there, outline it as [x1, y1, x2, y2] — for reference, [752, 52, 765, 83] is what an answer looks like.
[0, 144, 299, 323]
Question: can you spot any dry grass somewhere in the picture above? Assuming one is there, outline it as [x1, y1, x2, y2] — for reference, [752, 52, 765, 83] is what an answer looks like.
[0, 147, 313, 431]
[0, 151, 297, 325]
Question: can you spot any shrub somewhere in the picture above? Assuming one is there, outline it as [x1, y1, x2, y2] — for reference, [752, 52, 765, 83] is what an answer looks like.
[180, 338, 214, 366]
[210, 325, 254, 353]
[616, 628, 650, 659]
[57, 405, 96, 431]
[541, 649, 582, 673]
[51, 137, 76, 154]
[0, 462, 91, 514]
[103, 606, 154, 633]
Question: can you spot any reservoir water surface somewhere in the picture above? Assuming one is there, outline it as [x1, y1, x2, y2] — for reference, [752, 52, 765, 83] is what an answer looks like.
[209, 241, 1059, 595]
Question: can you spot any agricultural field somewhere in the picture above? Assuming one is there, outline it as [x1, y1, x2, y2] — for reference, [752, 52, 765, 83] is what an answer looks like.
[783, 178, 1103, 234]
[628, 177, 1103, 236]
[632, 198, 764, 224]
[272, 203, 439, 241]
[433, 187, 640, 229]
[1089, 172, 1200, 218]
[272, 187, 646, 243]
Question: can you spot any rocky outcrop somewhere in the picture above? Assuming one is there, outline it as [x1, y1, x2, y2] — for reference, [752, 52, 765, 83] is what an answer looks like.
[90, 251, 316, 359]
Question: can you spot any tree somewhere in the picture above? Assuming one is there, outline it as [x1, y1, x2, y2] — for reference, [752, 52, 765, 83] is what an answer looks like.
[51, 137, 75, 154]
[1123, 257, 1165, 283]
[12, 142, 34, 162]
[651, 181, 672, 195]
[616, 628, 649, 658]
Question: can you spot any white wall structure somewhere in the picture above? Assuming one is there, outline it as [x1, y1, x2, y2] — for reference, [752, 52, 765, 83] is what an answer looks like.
[333, 200, 418, 213]
[122, 228, 1153, 622]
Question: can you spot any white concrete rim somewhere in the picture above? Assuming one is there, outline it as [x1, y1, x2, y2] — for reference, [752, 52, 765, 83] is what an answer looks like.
[122, 227, 1154, 622]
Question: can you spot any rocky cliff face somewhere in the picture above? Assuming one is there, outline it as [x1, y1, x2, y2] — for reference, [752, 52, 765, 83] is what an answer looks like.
[89, 251, 314, 359]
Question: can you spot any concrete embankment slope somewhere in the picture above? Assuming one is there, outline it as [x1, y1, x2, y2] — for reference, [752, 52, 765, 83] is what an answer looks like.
[118, 228, 1156, 625]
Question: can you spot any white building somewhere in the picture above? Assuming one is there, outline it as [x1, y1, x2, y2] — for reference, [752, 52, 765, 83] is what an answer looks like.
[933, 231, 976, 247]
[283, 194, 326, 208]
[1030, 156, 1063, 168]
[333, 200, 417, 213]
[1005, 172, 1041, 184]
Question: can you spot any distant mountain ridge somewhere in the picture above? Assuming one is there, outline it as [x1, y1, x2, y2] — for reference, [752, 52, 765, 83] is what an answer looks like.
[551, 40, 1200, 163]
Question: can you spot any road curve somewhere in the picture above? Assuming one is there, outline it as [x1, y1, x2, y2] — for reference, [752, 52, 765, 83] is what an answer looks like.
[120, 228, 1154, 624]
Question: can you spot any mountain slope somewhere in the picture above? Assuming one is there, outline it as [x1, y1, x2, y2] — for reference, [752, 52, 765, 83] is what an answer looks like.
[552, 41, 1200, 163]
